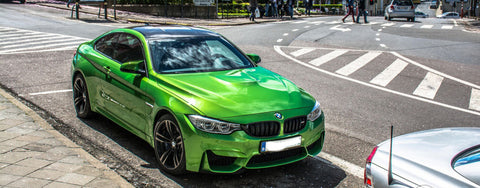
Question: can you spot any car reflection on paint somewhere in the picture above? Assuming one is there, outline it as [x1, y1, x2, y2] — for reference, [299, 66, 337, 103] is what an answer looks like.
[365, 127, 480, 187]
[71, 25, 325, 174]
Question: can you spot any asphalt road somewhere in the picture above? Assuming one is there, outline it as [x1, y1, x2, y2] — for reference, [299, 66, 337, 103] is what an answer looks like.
[1, 1, 480, 187]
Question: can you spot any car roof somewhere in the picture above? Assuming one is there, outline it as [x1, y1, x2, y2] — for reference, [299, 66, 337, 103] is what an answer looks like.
[129, 25, 220, 39]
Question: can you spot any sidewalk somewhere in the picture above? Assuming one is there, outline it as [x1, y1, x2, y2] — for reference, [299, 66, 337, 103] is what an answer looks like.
[0, 88, 133, 188]
[33, 0, 324, 26]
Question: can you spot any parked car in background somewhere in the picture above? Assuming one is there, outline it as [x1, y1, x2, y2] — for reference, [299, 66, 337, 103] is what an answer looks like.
[437, 12, 460, 19]
[71, 26, 325, 175]
[384, 0, 416, 22]
[415, 11, 429, 18]
[365, 127, 480, 187]
[430, 0, 437, 9]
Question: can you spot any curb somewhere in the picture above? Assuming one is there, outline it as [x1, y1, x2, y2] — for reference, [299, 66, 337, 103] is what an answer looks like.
[0, 88, 134, 188]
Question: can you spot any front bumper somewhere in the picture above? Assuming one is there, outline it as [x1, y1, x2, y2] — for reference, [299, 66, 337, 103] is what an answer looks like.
[178, 111, 325, 173]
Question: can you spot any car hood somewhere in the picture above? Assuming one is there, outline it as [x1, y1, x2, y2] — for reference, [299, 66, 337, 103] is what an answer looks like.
[373, 127, 480, 187]
[156, 67, 314, 118]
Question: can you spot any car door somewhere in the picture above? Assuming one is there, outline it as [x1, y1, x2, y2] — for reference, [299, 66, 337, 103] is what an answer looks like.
[94, 32, 152, 137]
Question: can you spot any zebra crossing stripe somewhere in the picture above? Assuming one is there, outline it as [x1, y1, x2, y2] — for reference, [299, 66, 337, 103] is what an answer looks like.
[309, 49, 348, 66]
[2, 37, 83, 49]
[421, 25, 434, 29]
[400, 24, 414, 28]
[413, 72, 444, 99]
[469, 89, 480, 111]
[370, 59, 408, 87]
[442, 25, 454, 29]
[290, 48, 315, 57]
[0, 34, 63, 46]
[0, 41, 84, 54]
[336, 51, 382, 76]
[381, 23, 395, 27]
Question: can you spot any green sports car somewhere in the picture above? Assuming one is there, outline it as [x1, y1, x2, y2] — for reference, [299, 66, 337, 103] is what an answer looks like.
[71, 26, 325, 174]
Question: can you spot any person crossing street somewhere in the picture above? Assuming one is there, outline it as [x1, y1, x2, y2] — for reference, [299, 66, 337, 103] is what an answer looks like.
[342, 0, 355, 23]
[356, 0, 368, 23]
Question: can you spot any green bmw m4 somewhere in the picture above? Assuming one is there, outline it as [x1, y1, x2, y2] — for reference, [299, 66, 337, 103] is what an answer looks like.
[71, 26, 325, 174]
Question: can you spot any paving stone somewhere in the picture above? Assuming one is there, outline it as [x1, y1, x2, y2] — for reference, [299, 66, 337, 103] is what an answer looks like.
[4, 127, 36, 135]
[0, 165, 38, 176]
[27, 169, 66, 180]
[13, 135, 43, 143]
[86, 178, 121, 188]
[73, 166, 104, 177]
[0, 139, 30, 148]
[0, 119, 26, 131]
[59, 156, 87, 165]
[47, 147, 78, 156]
[0, 152, 30, 164]
[0, 132, 20, 142]
[36, 138, 64, 147]
[57, 173, 96, 185]
[7, 177, 51, 188]
[26, 131, 54, 139]
[0, 162, 9, 169]
[35, 152, 68, 161]
[16, 158, 53, 169]
[0, 173, 22, 185]
[44, 162, 82, 172]
[17, 122, 40, 131]
[21, 143, 53, 153]
[0, 145, 16, 154]
[43, 182, 82, 188]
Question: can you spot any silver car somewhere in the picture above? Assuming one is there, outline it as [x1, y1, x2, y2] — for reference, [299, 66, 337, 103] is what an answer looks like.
[365, 127, 480, 187]
[384, 0, 416, 22]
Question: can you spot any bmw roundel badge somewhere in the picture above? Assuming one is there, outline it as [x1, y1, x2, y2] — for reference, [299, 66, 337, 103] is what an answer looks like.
[274, 113, 283, 120]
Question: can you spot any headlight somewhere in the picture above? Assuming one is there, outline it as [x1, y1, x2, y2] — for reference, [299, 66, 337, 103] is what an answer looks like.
[188, 115, 241, 134]
[307, 101, 322, 121]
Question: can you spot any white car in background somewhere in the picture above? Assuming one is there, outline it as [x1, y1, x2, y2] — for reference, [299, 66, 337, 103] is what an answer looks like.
[364, 127, 480, 188]
[437, 12, 460, 19]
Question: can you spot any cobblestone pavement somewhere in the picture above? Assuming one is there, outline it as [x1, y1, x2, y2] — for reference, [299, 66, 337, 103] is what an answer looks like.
[0, 88, 133, 188]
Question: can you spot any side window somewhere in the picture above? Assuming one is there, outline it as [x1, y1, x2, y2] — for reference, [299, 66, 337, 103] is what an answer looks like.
[95, 34, 117, 58]
[112, 34, 145, 64]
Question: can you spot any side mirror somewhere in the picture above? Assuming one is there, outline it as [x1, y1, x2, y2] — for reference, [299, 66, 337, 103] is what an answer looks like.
[120, 60, 146, 75]
[246, 53, 261, 64]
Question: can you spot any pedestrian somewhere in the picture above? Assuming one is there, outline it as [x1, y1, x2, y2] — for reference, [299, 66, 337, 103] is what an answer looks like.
[279, 0, 285, 18]
[342, 0, 355, 23]
[249, 0, 258, 21]
[356, 0, 368, 23]
[265, 0, 271, 17]
[272, 0, 278, 17]
[287, 0, 295, 19]
[305, 0, 313, 16]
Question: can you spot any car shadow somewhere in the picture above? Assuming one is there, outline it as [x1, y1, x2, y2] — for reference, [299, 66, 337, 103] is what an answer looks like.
[80, 115, 348, 187]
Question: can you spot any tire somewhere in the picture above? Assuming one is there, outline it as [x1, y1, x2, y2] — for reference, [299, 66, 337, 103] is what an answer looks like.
[154, 114, 186, 175]
[73, 74, 94, 118]
[411, 17, 415, 22]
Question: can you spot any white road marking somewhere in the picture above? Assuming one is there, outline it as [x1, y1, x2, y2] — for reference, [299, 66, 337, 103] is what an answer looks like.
[376, 33, 380, 36]
[294, 20, 308, 24]
[28, 89, 72, 96]
[309, 49, 348, 66]
[290, 48, 315, 57]
[277, 39, 283, 43]
[0, 34, 62, 46]
[2, 37, 84, 49]
[413, 72, 444, 99]
[381, 23, 395, 27]
[469, 89, 480, 111]
[316, 152, 364, 179]
[311, 21, 325, 24]
[453, 19, 458, 27]
[274, 46, 480, 116]
[441, 25, 454, 29]
[326, 21, 341, 24]
[336, 51, 382, 76]
[283, 33, 289, 36]
[0, 41, 84, 54]
[378, 29, 383, 32]
[370, 59, 408, 87]
[0, 31, 41, 38]
[292, 29, 299, 32]
[304, 25, 311, 28]
[380, 44, 387, 48]
[330, 25, 351, 32]
[400, 24, 414, 28]
[421, 25, 434, 29]
[375, 38, 381, 41]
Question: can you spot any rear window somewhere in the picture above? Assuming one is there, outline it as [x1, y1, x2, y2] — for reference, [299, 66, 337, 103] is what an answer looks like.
[393, 0, 413, 6]
[453, 146, 480, 185]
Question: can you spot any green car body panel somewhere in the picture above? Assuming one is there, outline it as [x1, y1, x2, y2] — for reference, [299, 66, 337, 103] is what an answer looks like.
[71, 26, 325, 173]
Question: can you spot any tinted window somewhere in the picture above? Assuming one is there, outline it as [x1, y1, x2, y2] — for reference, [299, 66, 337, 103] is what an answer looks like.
[95, 33, 144, 64]
[393, 0, 413, 6]
[149, 36, 254, 74]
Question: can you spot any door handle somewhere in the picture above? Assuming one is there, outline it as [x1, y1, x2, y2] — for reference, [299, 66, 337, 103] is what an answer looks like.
[103, 66, 111, 73]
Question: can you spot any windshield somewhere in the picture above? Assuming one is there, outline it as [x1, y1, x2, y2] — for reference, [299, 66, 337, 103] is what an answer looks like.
[149, 36, 254, 74]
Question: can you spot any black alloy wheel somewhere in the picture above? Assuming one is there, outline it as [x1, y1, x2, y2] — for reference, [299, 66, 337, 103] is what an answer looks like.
[73, 75, 93, 118]
[154, 114, 186, 174]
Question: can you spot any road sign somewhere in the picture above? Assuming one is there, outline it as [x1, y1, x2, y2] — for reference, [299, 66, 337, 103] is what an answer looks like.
[194, 0, 214, 6]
